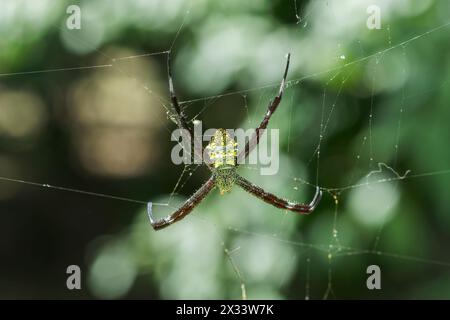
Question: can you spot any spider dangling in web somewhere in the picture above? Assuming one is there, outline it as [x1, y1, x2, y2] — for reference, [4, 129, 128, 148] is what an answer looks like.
[148, 53, 322, 230]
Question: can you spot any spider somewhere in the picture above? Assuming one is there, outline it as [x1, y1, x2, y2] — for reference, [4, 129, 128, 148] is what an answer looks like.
[148, 53, 322, 230]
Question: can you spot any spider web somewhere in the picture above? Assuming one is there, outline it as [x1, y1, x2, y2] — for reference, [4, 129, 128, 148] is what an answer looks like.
[1, 0, 450, 299]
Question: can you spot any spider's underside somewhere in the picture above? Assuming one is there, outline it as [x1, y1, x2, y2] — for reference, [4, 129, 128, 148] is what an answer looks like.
[148, 53, 322, 230]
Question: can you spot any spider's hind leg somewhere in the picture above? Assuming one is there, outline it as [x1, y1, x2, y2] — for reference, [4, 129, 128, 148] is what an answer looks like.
[147, 176, 216, 230]
[235, 175, 322, 214]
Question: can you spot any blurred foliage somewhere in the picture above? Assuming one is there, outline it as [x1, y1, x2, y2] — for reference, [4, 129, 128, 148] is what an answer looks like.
[1, 0, 450, 299]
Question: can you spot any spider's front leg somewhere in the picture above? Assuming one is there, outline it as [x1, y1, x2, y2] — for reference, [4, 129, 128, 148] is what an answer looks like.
[167, 54, 207, 167]
[235, 175, 322, 214]
[237, 53, 291, 164]
[148, 176, 216, 230]
[167, 54, 192, 134]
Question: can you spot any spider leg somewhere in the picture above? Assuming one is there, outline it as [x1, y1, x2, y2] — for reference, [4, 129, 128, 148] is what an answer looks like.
[237, 53, 291, 164]
[235, 175, 322, 214]
[148, 176, 216, 230]
[167, 54, 193, 134]
[167, 54, 208, 167]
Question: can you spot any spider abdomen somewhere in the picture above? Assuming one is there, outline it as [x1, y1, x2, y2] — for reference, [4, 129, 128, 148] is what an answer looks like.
[206, 129, 238, 194]
[214, 166, 237, 195]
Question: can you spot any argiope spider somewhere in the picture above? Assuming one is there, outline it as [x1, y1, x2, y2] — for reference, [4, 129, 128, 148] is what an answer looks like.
[148, 53, 322, 230]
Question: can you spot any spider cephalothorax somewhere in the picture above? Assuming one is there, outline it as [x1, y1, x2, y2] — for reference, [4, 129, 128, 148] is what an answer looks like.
[206, 129, 238, 195]
[147, 53, 322, 230]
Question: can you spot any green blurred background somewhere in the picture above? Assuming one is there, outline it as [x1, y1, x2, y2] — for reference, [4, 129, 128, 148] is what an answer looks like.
[1, 0, 450, 299]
